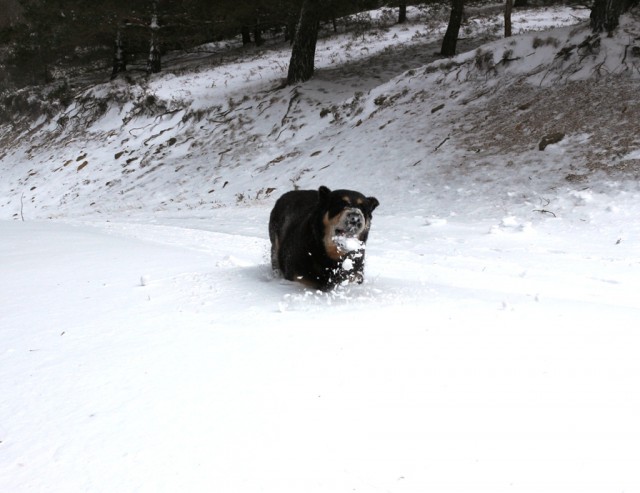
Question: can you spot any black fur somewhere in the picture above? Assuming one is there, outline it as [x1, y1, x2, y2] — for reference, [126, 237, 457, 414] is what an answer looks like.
[269, 186, 379, 290]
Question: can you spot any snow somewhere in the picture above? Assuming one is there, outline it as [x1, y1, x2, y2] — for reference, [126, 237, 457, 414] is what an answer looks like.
[2, 5, 640, 493]
[334, 235, 364, 253]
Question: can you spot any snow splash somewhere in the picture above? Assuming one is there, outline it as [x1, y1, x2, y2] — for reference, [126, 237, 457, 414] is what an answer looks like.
[333, 235, 364, 254]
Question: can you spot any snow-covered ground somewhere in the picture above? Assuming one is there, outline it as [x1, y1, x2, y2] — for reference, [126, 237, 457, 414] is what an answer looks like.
[2, 5, 640, 492]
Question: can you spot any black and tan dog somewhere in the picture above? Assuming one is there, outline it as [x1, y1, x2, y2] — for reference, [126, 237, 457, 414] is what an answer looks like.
[269, 186, 379, 290]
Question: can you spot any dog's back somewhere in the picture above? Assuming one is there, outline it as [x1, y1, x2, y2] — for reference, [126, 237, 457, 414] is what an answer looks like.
[268, 189, 319, 272]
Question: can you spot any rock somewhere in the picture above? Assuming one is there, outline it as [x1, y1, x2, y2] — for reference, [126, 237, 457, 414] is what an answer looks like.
[565, 173, 588, 183]
[538, 132, 565, 151]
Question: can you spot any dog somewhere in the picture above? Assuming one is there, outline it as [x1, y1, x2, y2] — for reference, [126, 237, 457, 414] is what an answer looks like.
[269, 186, 379, 290]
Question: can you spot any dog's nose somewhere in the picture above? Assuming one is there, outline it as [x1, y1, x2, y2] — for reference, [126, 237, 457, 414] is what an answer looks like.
[346, 210, 364, 230]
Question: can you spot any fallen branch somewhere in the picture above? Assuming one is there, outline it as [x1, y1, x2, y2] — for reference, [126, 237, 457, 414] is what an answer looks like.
[153, 108, 183, 122]
[129, 123, 152, 136]
[461, 89, 492, 105]
[143, 126, 173, 146]
[434, 135, 450, 151]
[533, 209, 556, 217]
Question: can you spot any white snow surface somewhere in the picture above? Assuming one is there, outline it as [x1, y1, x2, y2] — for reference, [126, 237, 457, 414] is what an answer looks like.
[2, 6, 640, 493]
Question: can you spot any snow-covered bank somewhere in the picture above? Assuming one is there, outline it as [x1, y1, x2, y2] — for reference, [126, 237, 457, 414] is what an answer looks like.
[1, 5, 605, 220]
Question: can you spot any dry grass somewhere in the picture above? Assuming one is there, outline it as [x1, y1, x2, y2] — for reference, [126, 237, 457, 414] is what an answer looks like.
[458, 75, 640, 180]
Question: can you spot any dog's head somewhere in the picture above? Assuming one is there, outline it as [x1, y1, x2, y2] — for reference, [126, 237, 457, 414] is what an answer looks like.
[318, 186, 379, 259]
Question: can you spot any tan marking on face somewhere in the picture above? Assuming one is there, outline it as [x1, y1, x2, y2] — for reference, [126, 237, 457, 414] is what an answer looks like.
[323, 212, 345, 260]
[356, 197, 364, 205]
[342, 195, 352, 204]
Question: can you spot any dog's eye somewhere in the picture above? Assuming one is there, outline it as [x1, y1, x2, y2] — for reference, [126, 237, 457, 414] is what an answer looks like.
[335, 200, 349, 209]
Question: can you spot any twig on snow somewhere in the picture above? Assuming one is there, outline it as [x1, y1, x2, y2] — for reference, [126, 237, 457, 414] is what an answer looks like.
[533, 208, 556, 217]
[434, 135, 450, 151]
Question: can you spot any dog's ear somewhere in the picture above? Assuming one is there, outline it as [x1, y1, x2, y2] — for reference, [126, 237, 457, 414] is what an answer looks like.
[318, 186, 331, 204]
[367, 196, 380, 212]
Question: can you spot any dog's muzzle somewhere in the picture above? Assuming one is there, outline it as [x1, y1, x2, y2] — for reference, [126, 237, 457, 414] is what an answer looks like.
[336, 208, 365, 236]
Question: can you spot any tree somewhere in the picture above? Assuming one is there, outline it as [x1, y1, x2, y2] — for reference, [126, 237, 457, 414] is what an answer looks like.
[504, 0, 512, 38]
[0, 0, 22, 29]
[147, 0, 161, 74]
[6, 0, 140, 86]
[241, 25, 252, 45]
[398, 1, 407, 24]
[287, 0, 321, 84]
[590, 0, 623, 35]
[590, 0, 640, 35]
[440, 0, 464, 57]
[111, 27, 127, 79]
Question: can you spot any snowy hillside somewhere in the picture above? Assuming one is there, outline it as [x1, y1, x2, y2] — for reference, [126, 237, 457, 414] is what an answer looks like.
[2, 5, 640, 493]
[5, 4, 633, 219]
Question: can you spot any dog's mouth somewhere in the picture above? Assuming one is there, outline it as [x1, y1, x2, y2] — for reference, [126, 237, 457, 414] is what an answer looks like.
[325, 208, 366, 255]
[334, 208, 365, 237]
[334, 227, 356, 237]
[333, 234, 364, 253]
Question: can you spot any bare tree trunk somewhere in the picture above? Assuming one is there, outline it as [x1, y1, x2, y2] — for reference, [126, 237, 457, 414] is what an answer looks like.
[147, 38, 161, 74]
[254, 17, 264, 46]
[147, 1, 161, 74]
[147, 31, 161, 73]
[241, 25, 251, 45]
[399, 1, 407, 24]
[504, 0, 513, 37]
[287, 0, 321, 84]
[440, 0, 464, 57]
[590, 0, 623, 35]
[111, 28, 127, 79]
[285, 6, 299, 43]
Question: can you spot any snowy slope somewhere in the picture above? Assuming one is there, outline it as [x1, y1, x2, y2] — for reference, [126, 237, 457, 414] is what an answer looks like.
[2, 6, 640, 493]
[1, 5, 618, 220]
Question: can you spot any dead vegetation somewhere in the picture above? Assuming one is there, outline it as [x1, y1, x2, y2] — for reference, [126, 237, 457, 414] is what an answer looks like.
[458, 76, 640, 180]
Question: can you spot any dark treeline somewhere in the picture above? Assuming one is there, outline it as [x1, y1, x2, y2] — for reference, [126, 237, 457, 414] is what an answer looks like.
[1, 0, 638, 91]
[590, 0, 639, 33]
[0, 0, 401, 89]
